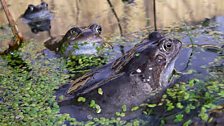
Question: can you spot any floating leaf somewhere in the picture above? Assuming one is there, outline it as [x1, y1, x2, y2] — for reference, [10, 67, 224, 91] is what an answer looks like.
[135, 53, 140, 57]
[122, 105, 127, 112]
[176, 102, 184, 109]
[98, 88, 103, 95]
[183, 120, 192, 126]
[89, 100, 96, 108]
[59, 95, 64, 101]
[131, 106, 139, 111]
[115, 112, 125, 117]
[95, 104, 101, 114]
[174, 114, 184, 122]
[77, 97, 86, 102]
[147, 104, 157, 108]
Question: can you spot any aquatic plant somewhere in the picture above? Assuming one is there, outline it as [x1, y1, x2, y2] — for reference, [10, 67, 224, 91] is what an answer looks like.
[66, 55, 107, 75]
[144, 78, 224, 125]
[0, 42, 142, 126]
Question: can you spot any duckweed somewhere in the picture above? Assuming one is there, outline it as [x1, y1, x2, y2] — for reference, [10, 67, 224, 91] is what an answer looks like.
[89, 100, 102, 114]
[122, 105, 127, 112]
[66, 55, 107, 75]
[1, 21, 224, 125]
[0, 40, 146, 126]
[0, 53, 72, 125]
[97, 88, 103, 95]
[131, 106, 139, 111]
[77, 97, 86, 103]
[115, 112, 126, 117]
[145, 78, 224, 125]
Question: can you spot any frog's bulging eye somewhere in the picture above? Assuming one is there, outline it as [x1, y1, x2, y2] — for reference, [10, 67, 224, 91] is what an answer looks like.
[28, 5, 35, 11]
[41, 2, 48, 8]
[71, 27, 82, 35]
[162, 41, 173, 52]
[96, 26, 102, 34]
[89, 24, 102, 34]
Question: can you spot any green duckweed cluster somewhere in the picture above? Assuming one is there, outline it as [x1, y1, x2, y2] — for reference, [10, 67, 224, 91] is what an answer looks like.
[0, 49, 80, 125]
[59, 41, 108, 76]
[0, 22, 224, 125]
[0, 43, 143, 126]
[144, 78, 224, 126]
[66, 55, 107, 75]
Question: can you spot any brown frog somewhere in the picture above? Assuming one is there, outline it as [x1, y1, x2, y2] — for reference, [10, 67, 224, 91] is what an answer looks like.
[44, 24, 105, 57]
[58, 32, 182, 120]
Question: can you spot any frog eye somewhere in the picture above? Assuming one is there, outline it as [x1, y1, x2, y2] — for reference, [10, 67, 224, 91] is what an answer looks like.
[41, 2, 48, 8]
[28, 5, 35, 11]
[71, 27, 82, 35]
[89, 24, 102, 34]
[96, 25, 102, 34]
[162, 41, 173, 52]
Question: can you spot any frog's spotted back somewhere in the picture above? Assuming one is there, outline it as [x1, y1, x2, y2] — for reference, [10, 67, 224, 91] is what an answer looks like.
[67, 32, 182, 96]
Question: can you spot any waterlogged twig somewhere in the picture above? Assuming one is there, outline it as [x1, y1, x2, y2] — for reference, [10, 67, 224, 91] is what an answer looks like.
[0, 0, 23, 54]
[107, 0, 123, 36]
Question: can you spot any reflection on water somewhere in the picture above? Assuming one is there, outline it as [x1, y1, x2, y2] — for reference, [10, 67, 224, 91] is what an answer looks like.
[1, 0, 224, 41]
[21, 1, 53, 34]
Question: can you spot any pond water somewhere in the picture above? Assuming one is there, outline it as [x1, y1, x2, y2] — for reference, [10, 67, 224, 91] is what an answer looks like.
[0, 0, 224, 125]
[1, 0, 224, 40]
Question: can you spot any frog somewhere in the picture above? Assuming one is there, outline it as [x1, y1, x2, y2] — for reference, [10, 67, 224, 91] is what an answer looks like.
[44, 24, 110, 74]
[21, 1, 52, 33]
[44, 24, 106, 57]
[57, 32, 182, 120]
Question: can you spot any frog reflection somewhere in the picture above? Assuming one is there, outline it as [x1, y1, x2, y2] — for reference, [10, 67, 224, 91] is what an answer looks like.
[21, 1, 52, 33]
